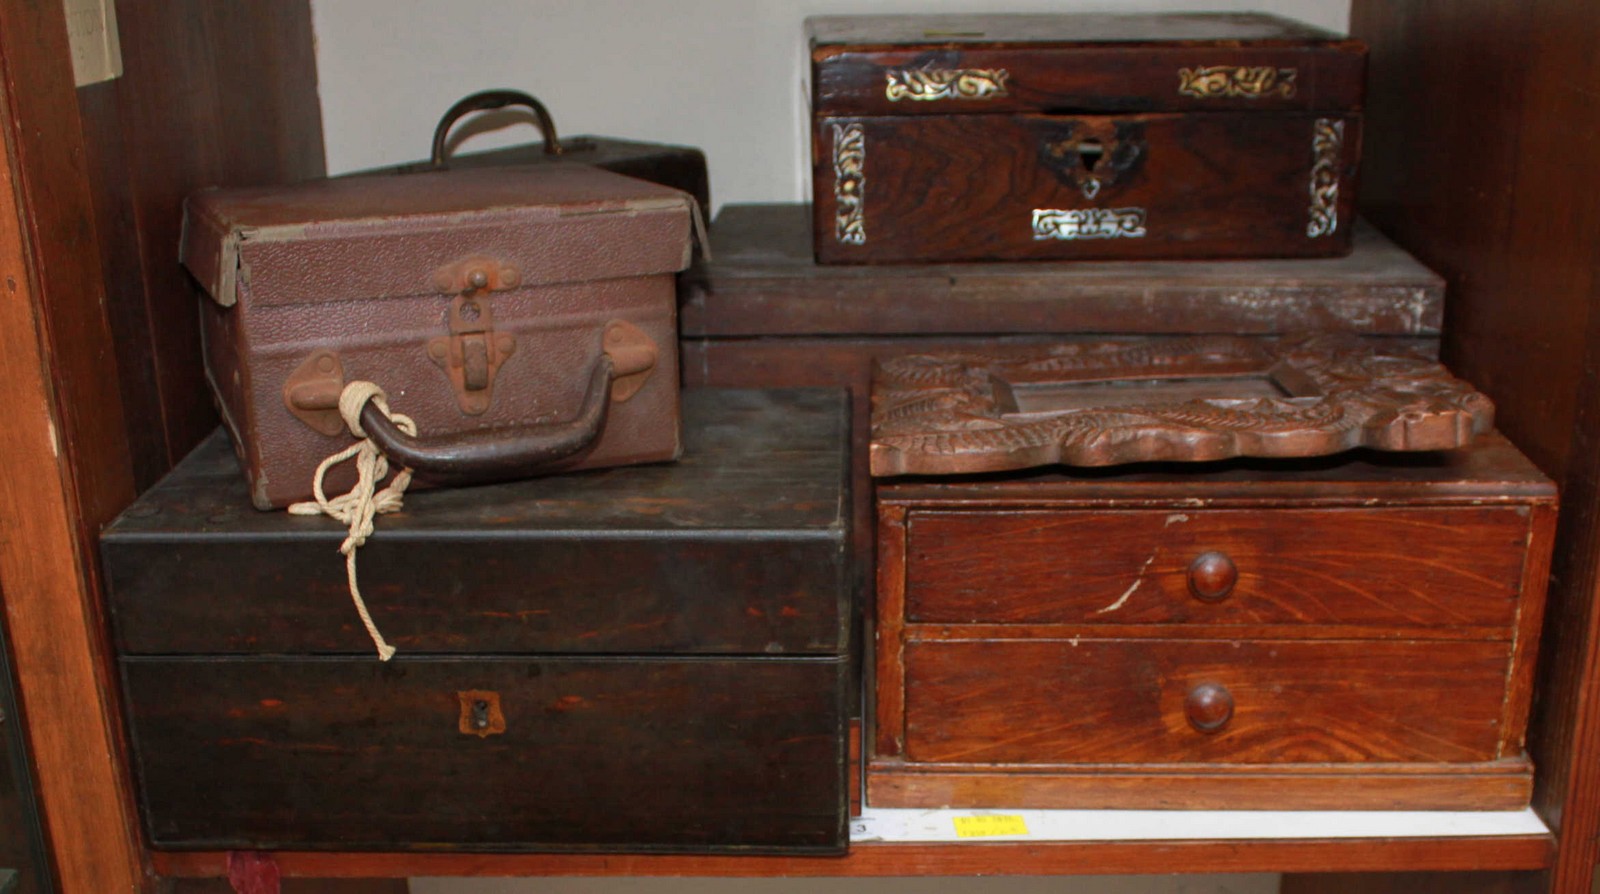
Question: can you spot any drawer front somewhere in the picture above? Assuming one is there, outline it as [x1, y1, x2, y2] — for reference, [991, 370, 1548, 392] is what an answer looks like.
[902, 638, 1510, 764]
[124, 656, 846, 852]
[906, 507, 1531, 632]
[814, 112, 1359, 263]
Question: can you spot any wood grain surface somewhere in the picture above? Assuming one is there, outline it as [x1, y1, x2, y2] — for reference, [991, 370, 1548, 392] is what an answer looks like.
[109, 389, 853, 857]
[868, 760, 1534, 811]
[811, 42, 1363, 117]
[104, 389, 850, 657]
[123, 656, 848, 852]
[904, 506, 1532, 631]
[686, 205, 1444, 338]
[0, 1, 148, 890]
[1327, 1, 1600, 892]
[874, 432, 1553, 815]
[813, 112, 1359, 263]
[149, 833, 1554, 878]
[77, 1, 325, 490]
[900, 638, 1511, 765]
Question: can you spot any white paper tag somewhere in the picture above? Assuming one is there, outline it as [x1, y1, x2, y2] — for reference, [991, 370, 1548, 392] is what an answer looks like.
[63, 0, 123, 87]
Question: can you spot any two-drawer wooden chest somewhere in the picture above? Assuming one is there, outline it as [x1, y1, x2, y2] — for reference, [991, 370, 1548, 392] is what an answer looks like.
[101, 388, 851, 853]
[871, 433, 1555, 810]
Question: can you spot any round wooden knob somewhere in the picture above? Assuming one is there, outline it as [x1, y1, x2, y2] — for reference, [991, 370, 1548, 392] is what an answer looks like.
[1184, 682, 1235, 733]
[1187, 551, 1237, 603]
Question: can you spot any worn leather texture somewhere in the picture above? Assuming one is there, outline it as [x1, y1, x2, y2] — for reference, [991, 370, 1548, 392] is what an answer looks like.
[186, 165, 691, 508]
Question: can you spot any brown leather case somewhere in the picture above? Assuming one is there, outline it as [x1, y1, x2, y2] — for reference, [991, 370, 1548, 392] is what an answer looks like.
[370, 89, 711, 222]
[181, 164, 695, 509]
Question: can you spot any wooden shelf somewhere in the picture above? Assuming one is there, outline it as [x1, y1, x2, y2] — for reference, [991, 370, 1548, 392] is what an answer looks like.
[149, 833, 1554, 878]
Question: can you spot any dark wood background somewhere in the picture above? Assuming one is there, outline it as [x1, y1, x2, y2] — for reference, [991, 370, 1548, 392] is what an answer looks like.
[1285, 0, 1600, 891]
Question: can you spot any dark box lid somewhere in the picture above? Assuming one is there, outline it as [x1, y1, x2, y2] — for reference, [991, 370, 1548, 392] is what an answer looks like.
[102, 389, 850, 658]
[809, 12, 1365, 116]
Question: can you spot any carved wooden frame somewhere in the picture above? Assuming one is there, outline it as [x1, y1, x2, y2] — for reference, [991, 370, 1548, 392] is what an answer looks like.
[869, 335, 1495, 476]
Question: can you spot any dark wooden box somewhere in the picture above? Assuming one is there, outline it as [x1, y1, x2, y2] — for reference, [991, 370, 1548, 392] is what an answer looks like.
[809, 13, 1366, 263]
[100, 389, 851, 854]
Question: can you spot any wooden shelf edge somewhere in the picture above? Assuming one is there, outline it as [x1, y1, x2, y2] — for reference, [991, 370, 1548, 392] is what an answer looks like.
[149, 834, 1555, 879]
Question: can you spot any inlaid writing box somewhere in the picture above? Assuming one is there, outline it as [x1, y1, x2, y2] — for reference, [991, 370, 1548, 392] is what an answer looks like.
[100, 389, 851, 853]
[809, 13, 1366, 263]
[871, 434, 1555, 811]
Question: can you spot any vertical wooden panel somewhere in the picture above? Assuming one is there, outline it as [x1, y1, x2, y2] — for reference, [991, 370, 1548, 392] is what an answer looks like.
[0, 2, 323, 891]
[1350, 0, 1598, 482]
[1530, 285, 1600, 892]
[1303, 2, 1600, 893]
[77, 1, 325, 489]
[0, 45, 146, 894]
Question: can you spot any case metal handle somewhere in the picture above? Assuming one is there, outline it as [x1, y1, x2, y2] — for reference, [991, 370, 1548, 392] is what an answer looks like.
[285, 321, 658, 476]
[359, 352, 615, 482]
[430, 89, 564, 168]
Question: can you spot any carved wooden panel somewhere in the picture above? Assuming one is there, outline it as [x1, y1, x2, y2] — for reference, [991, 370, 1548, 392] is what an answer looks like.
[870, 335, 1494, 476]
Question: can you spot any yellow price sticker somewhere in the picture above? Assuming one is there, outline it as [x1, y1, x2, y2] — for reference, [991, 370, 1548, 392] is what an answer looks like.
[952, 814, 1029, 838]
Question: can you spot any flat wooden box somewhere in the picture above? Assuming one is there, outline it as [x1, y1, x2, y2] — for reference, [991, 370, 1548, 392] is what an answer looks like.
[871, 432, 1556, 810]
[100, 388, 851, 854]
[683, 203, 1447, 599]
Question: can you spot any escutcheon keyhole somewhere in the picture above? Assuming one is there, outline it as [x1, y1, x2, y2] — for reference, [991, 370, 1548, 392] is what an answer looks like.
[1078, 139, 1104, 172]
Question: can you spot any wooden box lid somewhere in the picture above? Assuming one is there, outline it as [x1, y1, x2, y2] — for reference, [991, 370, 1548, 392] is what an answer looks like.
[101, 389, 850, 657]
[808, 12, 1365, 117]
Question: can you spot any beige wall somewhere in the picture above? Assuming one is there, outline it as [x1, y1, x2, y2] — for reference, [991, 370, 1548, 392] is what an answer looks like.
[311, 0, 1350, 211]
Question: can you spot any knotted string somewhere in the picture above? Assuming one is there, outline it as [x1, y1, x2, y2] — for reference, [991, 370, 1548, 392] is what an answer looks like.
[287, 381, 416, 661]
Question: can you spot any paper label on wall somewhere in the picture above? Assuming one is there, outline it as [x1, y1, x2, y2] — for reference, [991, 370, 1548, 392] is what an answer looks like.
[63, 0, 123, 86]
[952, 814, 1029, 838]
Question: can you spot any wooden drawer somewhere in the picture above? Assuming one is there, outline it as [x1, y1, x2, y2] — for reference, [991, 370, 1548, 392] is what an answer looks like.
[902, 638, 1511, 765]
[906, 507, 1533, 633]
[123, 656, 848, 852]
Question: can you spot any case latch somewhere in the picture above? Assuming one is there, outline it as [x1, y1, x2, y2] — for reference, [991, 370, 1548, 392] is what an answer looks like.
[429, 257, 519, 416]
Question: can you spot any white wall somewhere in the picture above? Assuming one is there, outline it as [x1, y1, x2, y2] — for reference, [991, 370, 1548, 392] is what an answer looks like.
[312, 0, 1350, 212]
